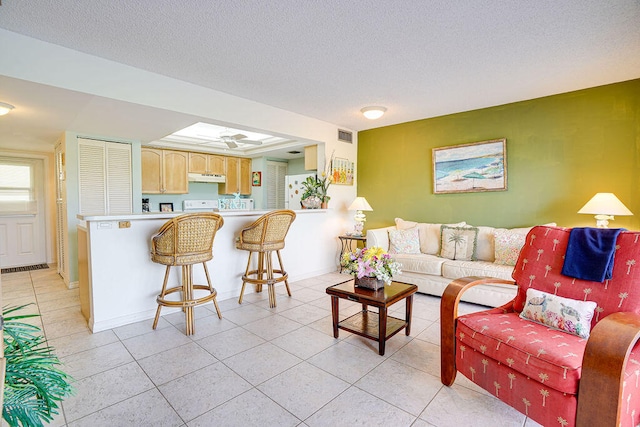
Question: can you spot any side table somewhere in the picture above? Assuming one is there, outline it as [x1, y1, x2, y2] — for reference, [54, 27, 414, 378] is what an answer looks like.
[338, 235, 366, 271]
[326, 280, 418, 355]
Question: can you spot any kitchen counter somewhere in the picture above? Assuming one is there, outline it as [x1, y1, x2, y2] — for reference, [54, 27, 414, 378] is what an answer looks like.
[77, 209, 327, 222]
[77, 209, 337, 332]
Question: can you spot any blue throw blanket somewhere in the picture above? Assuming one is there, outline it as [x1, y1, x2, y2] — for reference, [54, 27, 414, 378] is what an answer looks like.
[561, 227, 625, 282]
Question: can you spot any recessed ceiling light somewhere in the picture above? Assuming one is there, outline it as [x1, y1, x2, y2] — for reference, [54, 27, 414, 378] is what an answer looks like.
[287, 150, 301, 154]
[360, 106, 387, 120]
[0, 102, 15, 116]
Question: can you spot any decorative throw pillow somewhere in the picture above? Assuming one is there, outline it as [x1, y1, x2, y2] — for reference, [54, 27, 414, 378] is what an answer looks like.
[439, 225, 479, 261]
[520, 288, 596, 338]
[494, 223, 558, 266]
[494, 228, 528, 266]
[388, 228, 421, 254]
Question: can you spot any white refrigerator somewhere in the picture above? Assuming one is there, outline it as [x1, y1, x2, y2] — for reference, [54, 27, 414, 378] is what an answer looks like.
[285, 173, 315, 209]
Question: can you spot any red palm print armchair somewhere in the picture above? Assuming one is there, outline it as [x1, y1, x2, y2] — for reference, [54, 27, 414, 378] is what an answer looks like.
[441, 225, 640, 427]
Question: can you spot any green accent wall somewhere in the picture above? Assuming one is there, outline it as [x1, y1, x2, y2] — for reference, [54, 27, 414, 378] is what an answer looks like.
[358, 79, 640, 231]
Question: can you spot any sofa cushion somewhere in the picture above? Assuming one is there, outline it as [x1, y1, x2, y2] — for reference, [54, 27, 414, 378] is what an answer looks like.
[440, 225, 479, 261]
[520, 288, 596, 338]
[457, 310, 586, 394]
[388, 228, 420, 254]
[395, 218, 466, 255]
[442, 259, 514, 281]
[390, 253, 445, 275]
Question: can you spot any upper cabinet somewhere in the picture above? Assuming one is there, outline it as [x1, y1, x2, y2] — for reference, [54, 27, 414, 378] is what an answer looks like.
[304, 145, 318, 170]
[188, 153, 225, 175]
[142, 148, 188, 194]
[219, 157, 252, 195]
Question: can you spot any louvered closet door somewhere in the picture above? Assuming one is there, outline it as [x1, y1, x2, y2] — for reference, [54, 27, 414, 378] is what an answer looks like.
[78, 139, 107, 215]
[78, 138, 132, 215]
[266, 161, 287, 209]
[106, 143, 132, 214]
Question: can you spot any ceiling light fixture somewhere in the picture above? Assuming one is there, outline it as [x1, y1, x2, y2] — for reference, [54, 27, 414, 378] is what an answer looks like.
[0, 102, 15, 116]
[360, 106, 387, 120]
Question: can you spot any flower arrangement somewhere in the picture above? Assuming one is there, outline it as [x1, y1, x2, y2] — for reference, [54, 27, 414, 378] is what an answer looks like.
[340, 246, 402, 284]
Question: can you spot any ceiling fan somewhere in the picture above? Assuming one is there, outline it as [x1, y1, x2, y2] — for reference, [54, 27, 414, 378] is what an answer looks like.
[209, 133, 263, 149]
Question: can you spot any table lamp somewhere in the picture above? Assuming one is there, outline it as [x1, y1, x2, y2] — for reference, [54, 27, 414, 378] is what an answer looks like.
[577, 192, 633, 228]
[348, 197, 373, 236]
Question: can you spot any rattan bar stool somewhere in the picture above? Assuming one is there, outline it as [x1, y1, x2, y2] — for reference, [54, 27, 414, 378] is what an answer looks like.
[236, 210, 296, 308]
[150, 213, 224, 335]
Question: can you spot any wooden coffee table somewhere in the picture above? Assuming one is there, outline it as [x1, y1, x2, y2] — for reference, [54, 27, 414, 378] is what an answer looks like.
[326, 279, 418, 355]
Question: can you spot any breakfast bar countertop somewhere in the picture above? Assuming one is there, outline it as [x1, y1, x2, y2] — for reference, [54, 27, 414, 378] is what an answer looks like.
[77, 208, 327, 222]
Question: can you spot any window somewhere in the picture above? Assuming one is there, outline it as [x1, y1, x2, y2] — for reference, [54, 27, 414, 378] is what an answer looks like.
[0, 162, 32, 201]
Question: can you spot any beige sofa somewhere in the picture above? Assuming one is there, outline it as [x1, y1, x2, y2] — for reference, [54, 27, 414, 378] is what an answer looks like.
[366, 218, 553, 307]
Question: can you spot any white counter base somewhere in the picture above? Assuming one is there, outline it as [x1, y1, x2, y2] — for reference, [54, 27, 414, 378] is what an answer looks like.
[78, 210, 341, 332]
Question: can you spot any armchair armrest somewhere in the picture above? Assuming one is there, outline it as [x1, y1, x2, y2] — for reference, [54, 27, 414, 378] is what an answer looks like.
[577, 312, 640, 427]
[365, 226, 395, 251]
[440, 276, 516, 386]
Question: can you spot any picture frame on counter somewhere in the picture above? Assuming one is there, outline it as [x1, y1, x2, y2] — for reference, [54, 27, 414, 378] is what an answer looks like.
[159, 202, 174, 212]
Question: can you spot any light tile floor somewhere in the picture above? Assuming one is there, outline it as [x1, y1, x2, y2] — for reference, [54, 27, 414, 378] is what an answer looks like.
[1, 268, 544, 427]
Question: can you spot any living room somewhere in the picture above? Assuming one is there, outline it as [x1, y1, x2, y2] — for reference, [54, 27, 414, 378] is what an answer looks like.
[0, 2, 639, 426]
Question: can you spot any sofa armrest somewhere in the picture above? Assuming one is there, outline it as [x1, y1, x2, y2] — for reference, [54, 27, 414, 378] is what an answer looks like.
[577, 312, 640, 426]
[365, 226, 395, 251]
[440, 276, 516, 386]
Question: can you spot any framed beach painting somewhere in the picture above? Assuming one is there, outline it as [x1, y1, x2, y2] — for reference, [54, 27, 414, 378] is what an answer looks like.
[432, 139, 507, 194]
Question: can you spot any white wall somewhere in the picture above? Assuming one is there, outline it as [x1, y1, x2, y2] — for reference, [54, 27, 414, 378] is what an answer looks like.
[0, 29, 359, 281]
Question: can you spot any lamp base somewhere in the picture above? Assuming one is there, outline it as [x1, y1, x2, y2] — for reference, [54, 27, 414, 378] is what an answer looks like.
[594, 214, 614, 228]
[353, 221, 364, 236]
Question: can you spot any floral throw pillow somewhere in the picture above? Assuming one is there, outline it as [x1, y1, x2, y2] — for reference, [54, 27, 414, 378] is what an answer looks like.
[439, 226, 479, 261]
[388, 228, 420, 254]
[520, 288, 597, 338]
[494, 228, 528, 266]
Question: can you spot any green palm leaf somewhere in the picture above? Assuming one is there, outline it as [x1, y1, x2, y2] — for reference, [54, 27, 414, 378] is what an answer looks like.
[3, 304, 74, 427]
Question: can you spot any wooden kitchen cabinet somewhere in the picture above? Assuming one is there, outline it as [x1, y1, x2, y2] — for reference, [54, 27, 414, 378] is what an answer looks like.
[141, 148, 188, 194]
[305, 145, 318, 170]
[239, 157, 251, 195]
[188, 152, 225, 175]
[219, 157, 252, 195]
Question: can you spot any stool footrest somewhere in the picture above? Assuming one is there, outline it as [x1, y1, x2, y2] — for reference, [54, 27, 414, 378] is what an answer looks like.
[156, 285, 218, 309]
[242, 269, 288, 285]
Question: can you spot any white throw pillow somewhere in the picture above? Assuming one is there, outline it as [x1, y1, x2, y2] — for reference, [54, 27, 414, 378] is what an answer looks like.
[520, 288, 596, 338]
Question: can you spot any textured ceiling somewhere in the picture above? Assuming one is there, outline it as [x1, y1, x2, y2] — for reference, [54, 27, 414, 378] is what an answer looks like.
[0, 1, 639, 138]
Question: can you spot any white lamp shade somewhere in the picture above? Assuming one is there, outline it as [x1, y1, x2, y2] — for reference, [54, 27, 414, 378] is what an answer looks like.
[578, 193, 633, 216]
[348, 197, 373, 211]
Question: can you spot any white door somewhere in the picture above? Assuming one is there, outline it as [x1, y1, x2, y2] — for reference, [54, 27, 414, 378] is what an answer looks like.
[0, 157, 47, 269]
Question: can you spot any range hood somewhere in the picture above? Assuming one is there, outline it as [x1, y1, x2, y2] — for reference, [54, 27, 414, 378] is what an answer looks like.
[188, 173, 226, 183]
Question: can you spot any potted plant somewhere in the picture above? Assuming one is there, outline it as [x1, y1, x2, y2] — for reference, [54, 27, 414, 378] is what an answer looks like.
[300, 176, 321, 209]
[2, 304, 73, 426]
[340, 246, 402, 290]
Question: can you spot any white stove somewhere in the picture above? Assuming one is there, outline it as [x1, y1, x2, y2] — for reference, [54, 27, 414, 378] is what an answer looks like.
[183, 199, 255, 212]
[182, 200, 219, 212]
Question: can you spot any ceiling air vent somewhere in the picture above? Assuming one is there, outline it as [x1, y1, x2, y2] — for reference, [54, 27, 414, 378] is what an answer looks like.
[338, 129, 353, 143]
